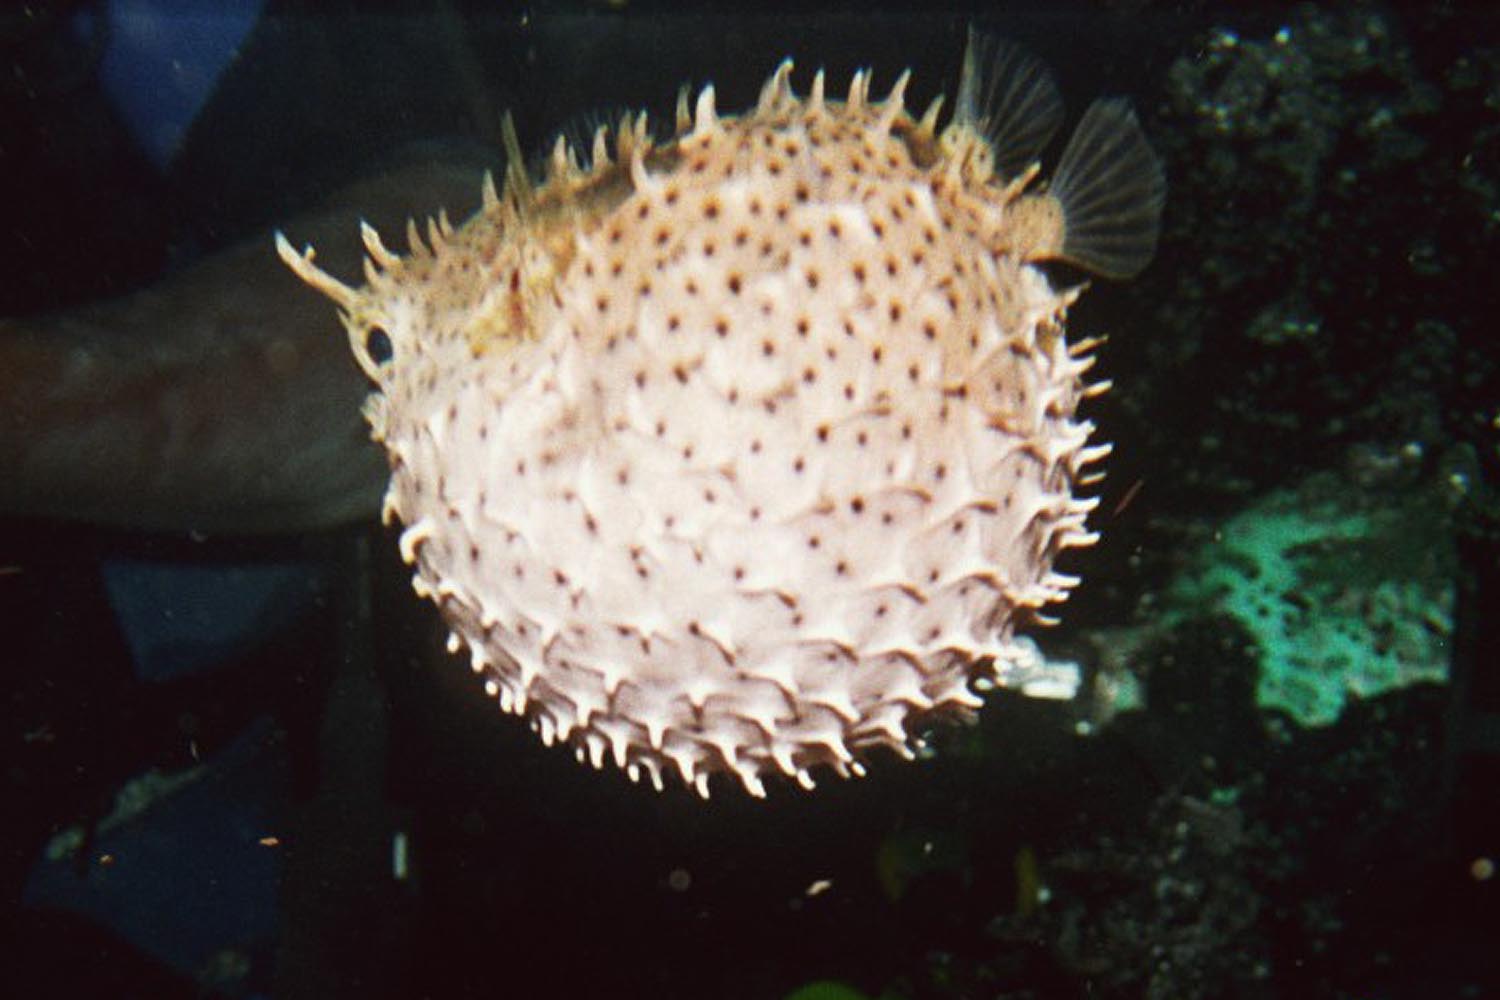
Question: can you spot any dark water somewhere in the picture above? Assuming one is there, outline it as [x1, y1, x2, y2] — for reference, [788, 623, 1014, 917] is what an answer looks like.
[3, 2, 1497, 998]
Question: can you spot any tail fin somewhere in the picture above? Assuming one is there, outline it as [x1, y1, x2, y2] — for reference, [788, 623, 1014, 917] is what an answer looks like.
[1049, 98, 1166, 279]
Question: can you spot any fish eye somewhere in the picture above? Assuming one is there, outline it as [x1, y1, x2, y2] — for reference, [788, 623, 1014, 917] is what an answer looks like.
[365, 324, 394, 366]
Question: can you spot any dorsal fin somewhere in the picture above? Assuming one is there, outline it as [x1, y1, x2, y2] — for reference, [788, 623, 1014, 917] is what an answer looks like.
[953, 27, 1063, 179]
[1049, 98, 1166, 279]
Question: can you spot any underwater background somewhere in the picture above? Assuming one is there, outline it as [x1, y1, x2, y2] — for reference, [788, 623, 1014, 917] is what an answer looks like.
[2, 1, 1497, 997]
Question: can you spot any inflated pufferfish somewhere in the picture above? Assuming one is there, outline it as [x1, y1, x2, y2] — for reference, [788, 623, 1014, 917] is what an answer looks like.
[278, 31, 1165, 797]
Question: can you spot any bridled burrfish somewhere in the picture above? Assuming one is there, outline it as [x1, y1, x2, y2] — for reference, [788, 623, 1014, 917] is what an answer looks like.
[278, 31, 1166, 797]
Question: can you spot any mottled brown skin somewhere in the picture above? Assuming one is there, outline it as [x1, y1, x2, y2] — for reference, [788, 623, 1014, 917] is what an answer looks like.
[0, 161, 484, 534]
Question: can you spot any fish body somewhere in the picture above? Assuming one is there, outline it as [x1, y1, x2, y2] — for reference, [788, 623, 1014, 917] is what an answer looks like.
[281, 34, 1164, 796]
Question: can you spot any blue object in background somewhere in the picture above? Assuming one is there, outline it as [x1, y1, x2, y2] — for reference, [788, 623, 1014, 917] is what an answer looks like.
[101, 558, 329, 683]
[24, 718, 288, 988]
[24, 554, 328, 984]
[76, 0, 267, 169]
